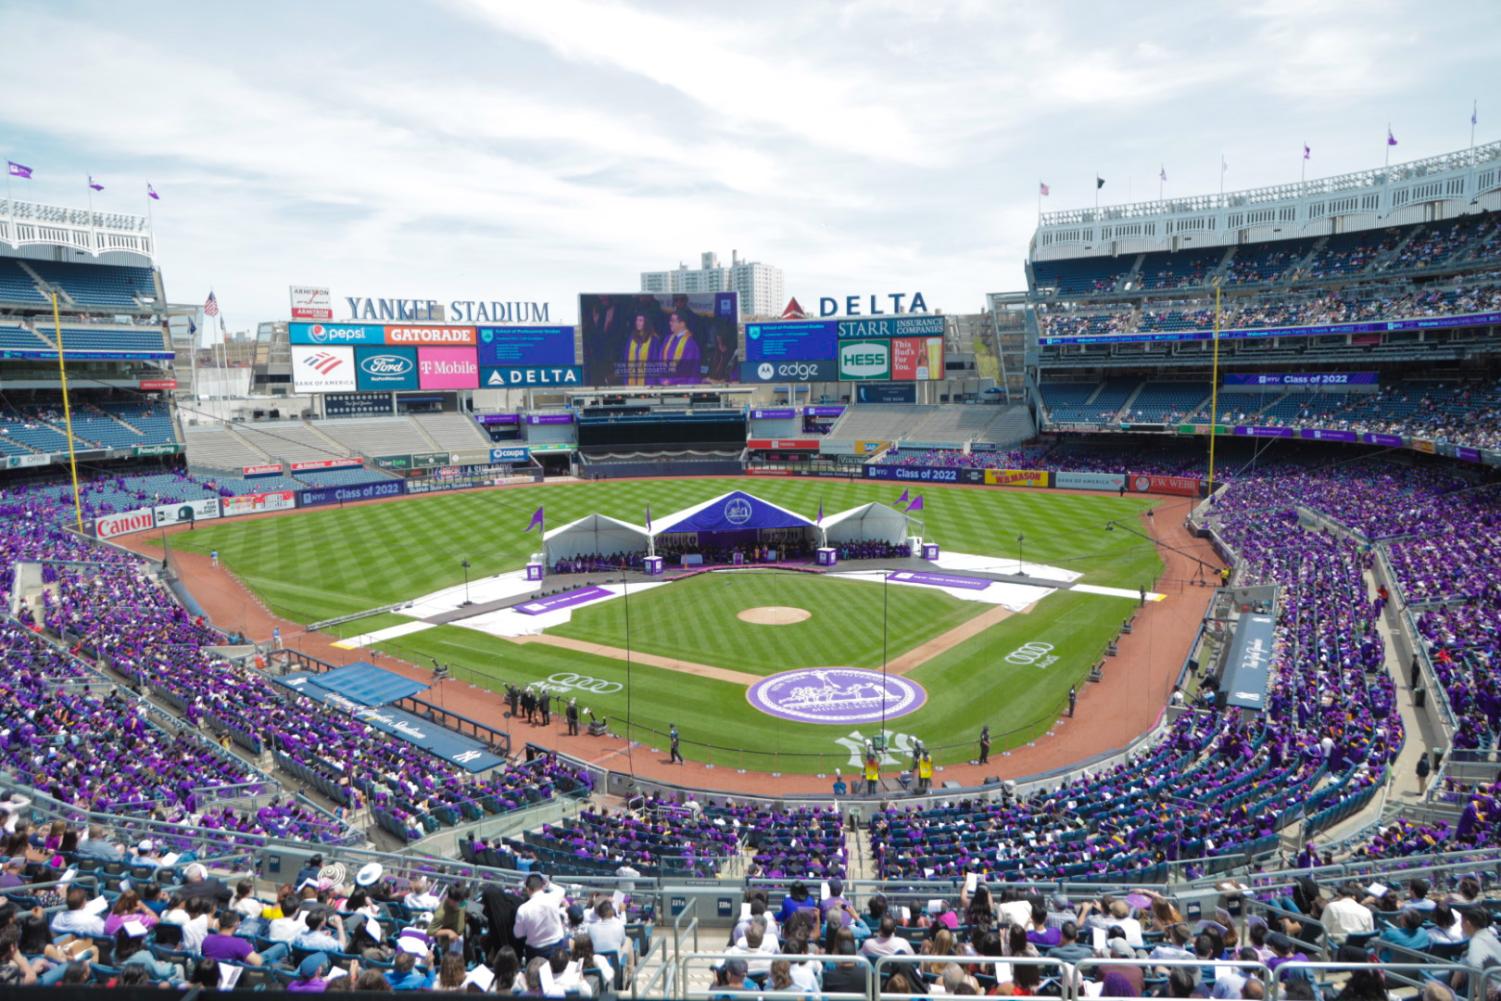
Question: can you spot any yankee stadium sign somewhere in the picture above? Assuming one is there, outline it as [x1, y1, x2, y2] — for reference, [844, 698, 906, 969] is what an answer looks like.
[346, 296, 550, 323]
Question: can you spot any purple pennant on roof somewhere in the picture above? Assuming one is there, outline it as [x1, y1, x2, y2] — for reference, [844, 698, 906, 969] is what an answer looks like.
[526, 505, 544, 532]
[905, 495, 924, 513]
[895, 489, 910, 506]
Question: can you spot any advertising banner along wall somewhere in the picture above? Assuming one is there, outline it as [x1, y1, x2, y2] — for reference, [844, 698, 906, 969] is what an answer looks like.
[153, 498, 222, 527]
[221, 491, 297, 517]
[298, 480, 407, 508]
[984, 469, 1050, 488]
[1129, 473, 1201, 497]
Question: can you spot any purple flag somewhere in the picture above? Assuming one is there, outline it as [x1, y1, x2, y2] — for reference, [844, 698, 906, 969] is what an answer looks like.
[1387, 128, 1398, 146]
[1303, 144, 1311, 160]
[7, 161, 32, 179]
[905, 496, 924, 513]
[147, 183, 160, 200]
[88, 175, 104, 191]
[526, 506, 544, 533]
[895, 489, 910, 506]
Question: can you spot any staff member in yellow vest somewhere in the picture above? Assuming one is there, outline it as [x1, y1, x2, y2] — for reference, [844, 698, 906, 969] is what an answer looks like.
[917, 751, 934, 794]
[864, 753, 880, 796]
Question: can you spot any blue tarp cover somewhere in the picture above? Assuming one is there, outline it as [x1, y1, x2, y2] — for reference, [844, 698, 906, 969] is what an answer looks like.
[274, 672, 505, 772]
[308, 661, 428, 707]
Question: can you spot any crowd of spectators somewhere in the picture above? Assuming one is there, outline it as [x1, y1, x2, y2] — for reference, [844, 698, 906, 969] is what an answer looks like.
[0, 482, 592, 854]
[552, 553, 646, 576]
[0, 824, 650, 993]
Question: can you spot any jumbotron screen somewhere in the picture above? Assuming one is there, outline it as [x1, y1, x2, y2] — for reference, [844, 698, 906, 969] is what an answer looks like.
[578, 292, 739, 387]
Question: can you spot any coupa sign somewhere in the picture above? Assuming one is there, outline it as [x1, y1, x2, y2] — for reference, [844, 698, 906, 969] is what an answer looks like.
[838, 340, 889, 380]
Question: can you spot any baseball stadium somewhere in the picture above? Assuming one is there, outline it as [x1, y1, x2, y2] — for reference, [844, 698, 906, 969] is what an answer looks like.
[3, 12, 1501, 1001]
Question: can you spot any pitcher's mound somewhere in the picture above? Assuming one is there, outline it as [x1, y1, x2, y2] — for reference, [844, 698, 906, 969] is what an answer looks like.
[738, 606, 811, 625]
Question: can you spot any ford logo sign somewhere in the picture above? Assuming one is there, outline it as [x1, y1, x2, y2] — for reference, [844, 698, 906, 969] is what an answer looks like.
[360, 354, 415, 376]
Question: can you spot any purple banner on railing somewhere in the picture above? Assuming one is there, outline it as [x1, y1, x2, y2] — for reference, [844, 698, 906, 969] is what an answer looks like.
[887, 570, 991, 591]
[514, 586, 613, 615]
[1457, 447, 1483, 463]
[750, 408, 798, 419]
[1362, 433, 1405, 447]
[477, 413, 519, 425]
[1232, 426, 1296, 438]
[804, 405, 846, 417]
[1300, 428, 1359, 443]
[525, 413, 574, 425]
[1223, 372, 1378, 387]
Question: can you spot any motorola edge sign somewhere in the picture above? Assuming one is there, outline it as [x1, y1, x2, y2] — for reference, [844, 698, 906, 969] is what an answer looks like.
[739, 360, 836, 382]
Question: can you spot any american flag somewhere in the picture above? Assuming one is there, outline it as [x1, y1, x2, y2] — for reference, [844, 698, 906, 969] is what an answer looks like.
[203, 291, 219, 317]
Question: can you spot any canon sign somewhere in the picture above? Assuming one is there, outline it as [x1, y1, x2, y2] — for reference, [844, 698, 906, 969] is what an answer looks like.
[96, 508, 155, 540]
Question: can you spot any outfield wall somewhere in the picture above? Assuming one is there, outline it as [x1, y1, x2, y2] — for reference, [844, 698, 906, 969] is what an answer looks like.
[90, 463, 528, 538]
[863, 464, 1204, 496]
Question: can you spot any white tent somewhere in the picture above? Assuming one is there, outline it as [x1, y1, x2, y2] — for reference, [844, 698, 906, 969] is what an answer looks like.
[820, 502, 912, 547]
[542, 513, 652, 564]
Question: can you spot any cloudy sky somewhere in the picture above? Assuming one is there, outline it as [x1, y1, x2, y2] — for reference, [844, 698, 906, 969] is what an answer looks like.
[2, 0, 1497, 328]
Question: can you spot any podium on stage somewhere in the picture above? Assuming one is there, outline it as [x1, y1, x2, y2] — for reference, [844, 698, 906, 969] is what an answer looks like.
[921, 542, 940, 561]
[526, 554, 545, 581]
[816, 547, 838, 567]
[644, 555, 664, 576]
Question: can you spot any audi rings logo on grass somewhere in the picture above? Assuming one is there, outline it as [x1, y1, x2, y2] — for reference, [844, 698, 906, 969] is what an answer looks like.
[542, 672, 622, 695]
[1004, 642, 1057, 670]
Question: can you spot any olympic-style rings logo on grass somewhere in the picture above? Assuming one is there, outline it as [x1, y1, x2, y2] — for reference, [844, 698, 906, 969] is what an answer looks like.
[1004, 642, 1057, 668]
[545, 672, 622, 694]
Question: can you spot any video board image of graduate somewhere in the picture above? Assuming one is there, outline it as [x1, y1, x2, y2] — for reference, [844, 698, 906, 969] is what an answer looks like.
[578, 291, 739, 387]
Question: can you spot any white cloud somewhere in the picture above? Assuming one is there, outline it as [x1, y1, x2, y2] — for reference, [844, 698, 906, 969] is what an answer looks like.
[0, 0, 1495, 327]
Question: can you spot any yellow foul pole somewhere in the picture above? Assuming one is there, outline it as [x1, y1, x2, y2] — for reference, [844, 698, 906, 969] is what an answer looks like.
[51, 291, 85, 533]
[1207, 282, 1222, 496]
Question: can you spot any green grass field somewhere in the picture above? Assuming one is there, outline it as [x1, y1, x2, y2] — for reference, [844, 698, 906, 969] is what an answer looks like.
[169, 477, 1164, 772]
[553, 570, 988, 674]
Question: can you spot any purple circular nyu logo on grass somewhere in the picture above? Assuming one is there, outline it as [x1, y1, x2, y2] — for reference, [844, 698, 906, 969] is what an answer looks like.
[747, 668, 926, 724]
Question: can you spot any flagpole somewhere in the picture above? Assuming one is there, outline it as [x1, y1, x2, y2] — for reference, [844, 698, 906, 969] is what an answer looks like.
[1301, 147, 1306, 185]
[1385, 124, 1391, 168]
[86, 178, 96, 255]
[52, 291, 85, 534]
